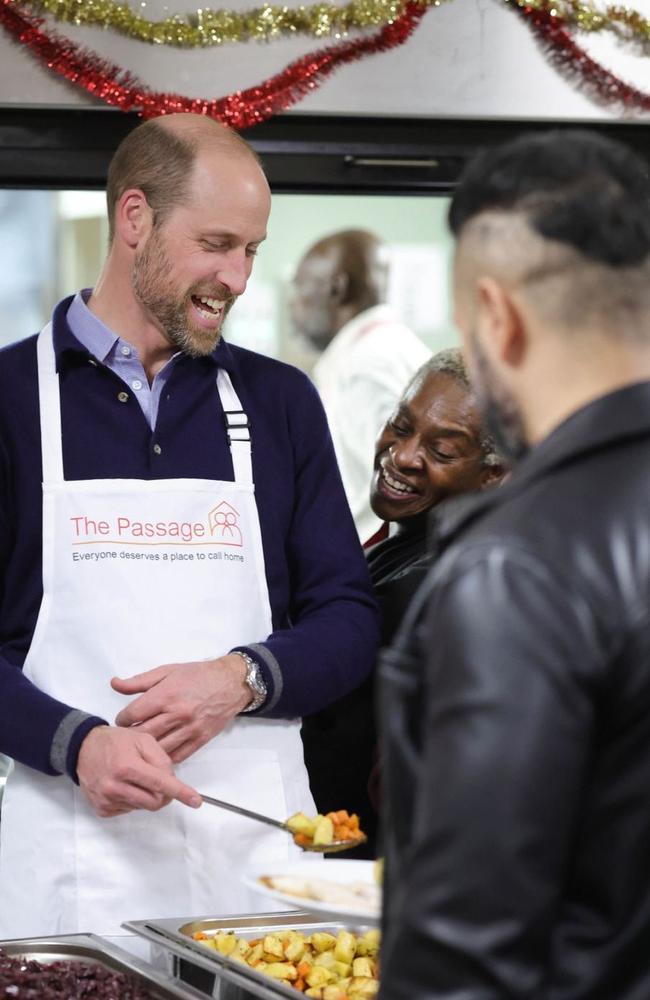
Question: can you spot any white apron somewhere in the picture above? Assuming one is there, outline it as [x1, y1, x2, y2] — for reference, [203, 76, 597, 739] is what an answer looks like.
[0, 325, 314, 938]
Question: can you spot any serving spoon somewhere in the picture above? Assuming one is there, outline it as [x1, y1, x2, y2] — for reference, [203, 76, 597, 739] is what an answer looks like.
[200, 793, 367, 854]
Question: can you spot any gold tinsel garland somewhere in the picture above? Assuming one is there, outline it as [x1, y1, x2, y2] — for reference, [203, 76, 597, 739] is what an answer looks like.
[14, 0, 650, 46]
[513, 0, 649, 45]
[16, 0, 438, 45]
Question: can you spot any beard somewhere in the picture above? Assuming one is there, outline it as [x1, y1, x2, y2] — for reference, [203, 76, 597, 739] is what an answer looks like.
[466, 330, 529, 465]
[132, 227, 235, 358]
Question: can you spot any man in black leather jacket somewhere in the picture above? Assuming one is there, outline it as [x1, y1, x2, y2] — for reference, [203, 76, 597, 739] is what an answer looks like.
[378, 130, 650, 999]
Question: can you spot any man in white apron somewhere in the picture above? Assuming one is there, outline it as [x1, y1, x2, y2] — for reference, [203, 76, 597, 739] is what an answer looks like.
[0, 114, 378, 937]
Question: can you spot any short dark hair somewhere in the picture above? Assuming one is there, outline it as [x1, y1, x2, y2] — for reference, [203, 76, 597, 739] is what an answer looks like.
[449, 130, 650, 268]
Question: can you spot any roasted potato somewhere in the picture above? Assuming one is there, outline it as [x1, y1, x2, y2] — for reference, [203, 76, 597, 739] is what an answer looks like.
[334, 930, 356, 966]
[286, 809, 367, 849]
[286, 812, 318, 837]
[192, 925, 381, 996]
[313, 816, 335, 846]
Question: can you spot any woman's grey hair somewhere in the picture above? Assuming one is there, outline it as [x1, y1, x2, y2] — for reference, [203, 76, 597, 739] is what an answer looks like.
[409, 348, 501, 468]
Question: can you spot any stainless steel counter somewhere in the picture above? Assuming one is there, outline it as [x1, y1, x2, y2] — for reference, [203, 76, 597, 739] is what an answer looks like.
[125, 911, 365, 999]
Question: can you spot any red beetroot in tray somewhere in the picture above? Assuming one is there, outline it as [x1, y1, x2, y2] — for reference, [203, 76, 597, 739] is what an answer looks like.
[0, 947, 156, 998]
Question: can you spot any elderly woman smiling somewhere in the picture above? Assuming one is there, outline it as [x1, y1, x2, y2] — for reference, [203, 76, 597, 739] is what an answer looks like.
[301, 348, 505, 856]
[367, 347, 503, 636]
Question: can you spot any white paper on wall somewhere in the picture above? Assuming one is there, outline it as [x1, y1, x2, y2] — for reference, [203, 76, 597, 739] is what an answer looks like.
[387, 243, 449, 343]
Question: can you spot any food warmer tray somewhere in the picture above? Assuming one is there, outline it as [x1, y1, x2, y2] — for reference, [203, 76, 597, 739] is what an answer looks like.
[0, 932, 208, 999]
[124, 911, 352, 999]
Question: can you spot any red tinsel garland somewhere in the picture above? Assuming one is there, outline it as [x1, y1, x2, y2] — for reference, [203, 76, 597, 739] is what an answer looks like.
[0, 0, 427, 126]
[517, 3, 650, 111]
[1, 0, 648, 122]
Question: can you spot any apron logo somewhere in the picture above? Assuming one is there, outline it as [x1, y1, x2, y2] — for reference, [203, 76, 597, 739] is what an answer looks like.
[208, 502, 243, 547]
[69, 504, 245, 549]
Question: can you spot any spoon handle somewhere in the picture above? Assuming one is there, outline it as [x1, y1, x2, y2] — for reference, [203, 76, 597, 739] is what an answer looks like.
[200, 793, 289, 832]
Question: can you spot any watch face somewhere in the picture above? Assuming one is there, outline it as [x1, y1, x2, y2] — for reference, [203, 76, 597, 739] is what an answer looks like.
[247, 663, 265, 695]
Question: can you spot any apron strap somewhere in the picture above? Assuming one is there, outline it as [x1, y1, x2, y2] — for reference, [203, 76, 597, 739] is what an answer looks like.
[216, 369, 253, 486]
[36, 324, 65, 485]
[36, 325, 253, 487]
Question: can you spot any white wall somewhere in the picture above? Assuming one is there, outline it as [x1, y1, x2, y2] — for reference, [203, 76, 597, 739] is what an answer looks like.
[0, 0, 649, 120]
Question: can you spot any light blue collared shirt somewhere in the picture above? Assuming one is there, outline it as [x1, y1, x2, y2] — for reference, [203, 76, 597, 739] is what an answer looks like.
[66, 290, 179, 430]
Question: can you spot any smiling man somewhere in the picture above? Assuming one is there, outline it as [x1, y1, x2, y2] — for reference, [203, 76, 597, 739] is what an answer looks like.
[0, 114, 378, 939]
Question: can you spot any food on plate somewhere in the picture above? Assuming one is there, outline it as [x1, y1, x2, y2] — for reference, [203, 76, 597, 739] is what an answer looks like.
[192, 926, 380, 998]
[0, 947, 156, 998]
[286, 810, 366, 848]
[259, 874, 380, 915]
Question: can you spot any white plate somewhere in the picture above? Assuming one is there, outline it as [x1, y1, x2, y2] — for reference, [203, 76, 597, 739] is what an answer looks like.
[243, 858, 381, 926]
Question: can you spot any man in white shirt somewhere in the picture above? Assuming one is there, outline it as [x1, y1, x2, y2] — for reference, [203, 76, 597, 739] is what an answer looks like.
[289, 229, 430, 545]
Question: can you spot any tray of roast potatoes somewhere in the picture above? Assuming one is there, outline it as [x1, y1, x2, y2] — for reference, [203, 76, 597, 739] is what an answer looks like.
[0, 933, 208, 999]
[124, 911, 380, 1000]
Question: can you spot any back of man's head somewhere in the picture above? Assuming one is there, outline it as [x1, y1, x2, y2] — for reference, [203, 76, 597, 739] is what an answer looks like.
[450, 130, 650, 338]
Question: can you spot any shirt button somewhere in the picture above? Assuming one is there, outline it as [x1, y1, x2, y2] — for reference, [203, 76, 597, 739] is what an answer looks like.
[132, 379, 143, 390]
[120, 345, 131, 357]
[117, 391, 129, 403]
[153, 443, 162, 455]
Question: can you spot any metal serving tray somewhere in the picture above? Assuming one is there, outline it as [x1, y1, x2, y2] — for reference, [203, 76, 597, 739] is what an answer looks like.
[0, 932, 208, 999]
[124, 912, 351, 999]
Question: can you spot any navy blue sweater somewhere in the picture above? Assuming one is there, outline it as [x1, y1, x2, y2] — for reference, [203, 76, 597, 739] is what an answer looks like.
[0, 296, 379, 780]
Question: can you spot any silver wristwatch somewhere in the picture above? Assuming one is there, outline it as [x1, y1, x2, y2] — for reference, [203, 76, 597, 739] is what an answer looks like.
[235, 651, 268, 713]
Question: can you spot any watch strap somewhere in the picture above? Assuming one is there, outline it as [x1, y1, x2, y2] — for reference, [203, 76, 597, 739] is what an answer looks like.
[234, 651, 268, 713]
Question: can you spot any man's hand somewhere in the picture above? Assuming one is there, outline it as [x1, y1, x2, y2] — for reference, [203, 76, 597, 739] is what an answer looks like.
[111, 654, 252, 763]
[76, 725, 202, 818]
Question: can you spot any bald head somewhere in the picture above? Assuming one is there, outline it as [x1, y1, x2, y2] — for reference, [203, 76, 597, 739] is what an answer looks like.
[309, 229, 389, 302]
[289, 229, 389, 350]
[106, 114, 263, 242]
